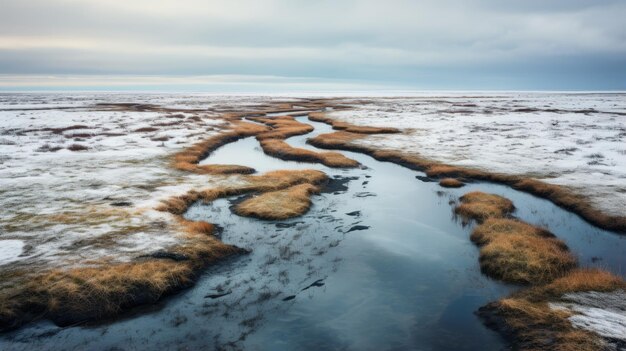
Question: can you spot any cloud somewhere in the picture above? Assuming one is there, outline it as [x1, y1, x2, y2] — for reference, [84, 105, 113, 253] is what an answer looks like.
[0, 0, 624, 89]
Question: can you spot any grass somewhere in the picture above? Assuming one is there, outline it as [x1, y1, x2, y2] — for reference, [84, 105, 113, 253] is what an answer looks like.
[157, 169, 328, 215]
[259, 139, 359, 168]
[234, 183, 321, 220]
[0, 218, 244, 330]
[472, 218, 576, 284]
[455, 191, 515, 222]
[249, 116, 314, 140]
[308, 112, 400, 134]
[480, 269, 626, 351]
[439, 178, 465, 188]
[194, 164, 256, 175]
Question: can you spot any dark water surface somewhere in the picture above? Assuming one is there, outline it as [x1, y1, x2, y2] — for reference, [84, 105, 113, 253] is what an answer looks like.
[2, 115, 624, 350]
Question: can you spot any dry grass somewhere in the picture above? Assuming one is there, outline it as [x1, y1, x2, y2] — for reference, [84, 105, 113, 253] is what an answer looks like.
[480, 269, 626, 351]
[249, 116, 314, 140]
[455, 191, 515, 222]
[157, 169, 328, 216]
[472, 218, 576, 284]
[308, 112, 400, 134]
[234, 183, 320, 220]
[259, 138, 359, 168]
[0, 218, 244, 330]
[195, 164, 255, 175]
[439, 178, 465, 188]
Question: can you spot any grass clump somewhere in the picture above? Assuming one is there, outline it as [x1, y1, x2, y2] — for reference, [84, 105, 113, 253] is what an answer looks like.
[157, 169, 328, 216]
[234, 183, 321, 220]
[0, 219, 244, 330]
[308, 112, 400, 134]
[195, 164, 256, 175]
[455, 191, 515, 222]
[472, 218, 576, 285]
[479, 269, 626, 351]
[439, 178, 465, 188]
[259, 139, 359, 168]
[250, 116, 314, 140]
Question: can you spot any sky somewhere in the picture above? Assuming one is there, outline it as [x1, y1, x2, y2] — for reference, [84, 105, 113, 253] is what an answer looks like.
[0, 0, 625, 91]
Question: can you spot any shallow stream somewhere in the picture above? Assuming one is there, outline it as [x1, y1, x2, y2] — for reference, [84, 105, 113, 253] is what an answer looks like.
[2, 114, 625, 350]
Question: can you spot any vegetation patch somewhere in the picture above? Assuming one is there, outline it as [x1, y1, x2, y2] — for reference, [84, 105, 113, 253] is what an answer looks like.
[455, 191, 515, 222]
[195, 164, 256, 175]
[157, 169, 328, 216]
[479, 269, 626, 351]
[0, 219, 245, 331]
[439, 178, 465, 188]
[471, 218, 576, 284]
[308, 112, 400, 134]
[234, 183, 321, 220]
[259, 139, 359, 168]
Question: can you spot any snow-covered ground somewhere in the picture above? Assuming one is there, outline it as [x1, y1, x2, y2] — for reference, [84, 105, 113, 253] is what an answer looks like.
[0, 93, 290, 269]
[329, 93, 626, 217]
[1, 92, 624, 271]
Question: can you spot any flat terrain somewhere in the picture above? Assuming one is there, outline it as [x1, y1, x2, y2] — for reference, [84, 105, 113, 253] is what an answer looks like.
[0, 93, 624, 350]
[329, 93, 626, 217]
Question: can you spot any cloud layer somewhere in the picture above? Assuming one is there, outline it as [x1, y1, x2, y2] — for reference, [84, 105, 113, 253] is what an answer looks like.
[0, 0, 624, 90]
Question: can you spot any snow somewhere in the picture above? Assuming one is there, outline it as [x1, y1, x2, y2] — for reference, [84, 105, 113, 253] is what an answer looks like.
[328, 93, 626, 217]
[0, 93, 276, 268]
[1, 92, 623, 271]
[551, 290, 626, 345]
[0, 240, 24, 265]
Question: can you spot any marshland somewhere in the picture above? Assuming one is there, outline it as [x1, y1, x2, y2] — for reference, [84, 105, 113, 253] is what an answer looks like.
[0, 93, 624, 350]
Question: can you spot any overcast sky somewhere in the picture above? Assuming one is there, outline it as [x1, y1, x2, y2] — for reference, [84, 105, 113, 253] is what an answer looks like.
[0, 0, 624, 91]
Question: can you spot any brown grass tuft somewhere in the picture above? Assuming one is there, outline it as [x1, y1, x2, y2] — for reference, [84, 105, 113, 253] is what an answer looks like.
[439, 178, 465, 188]
[308, 112, 400, 134]
[480, 269, 626, 351]
[195, 164, 256, 175]
[0, 212, 245, 330]
[259, 138, 359, 168]
[157, 169, 328, 216]
[455, 191, 515, 222]
[234, 183, 320, 220]
[251, 116, 314, 140]
[473, 218, 576, 284]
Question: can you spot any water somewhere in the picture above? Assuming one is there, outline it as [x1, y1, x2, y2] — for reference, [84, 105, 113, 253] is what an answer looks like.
[1, 115, 625, 350]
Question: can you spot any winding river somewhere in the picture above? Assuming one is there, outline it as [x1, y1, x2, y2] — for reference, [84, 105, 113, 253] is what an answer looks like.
[2, 113, 625, 350]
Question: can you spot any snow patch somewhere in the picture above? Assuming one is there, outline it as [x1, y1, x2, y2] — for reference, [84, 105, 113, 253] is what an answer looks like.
[550, 290, 626, 343]
[0, 240, 25, 265]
